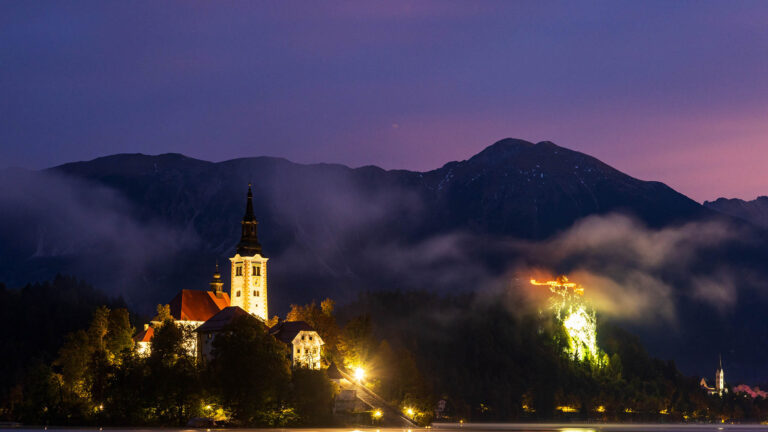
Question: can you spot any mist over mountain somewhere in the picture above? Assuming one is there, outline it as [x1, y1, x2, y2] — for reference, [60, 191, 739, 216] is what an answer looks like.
[2, 138, 768, 382]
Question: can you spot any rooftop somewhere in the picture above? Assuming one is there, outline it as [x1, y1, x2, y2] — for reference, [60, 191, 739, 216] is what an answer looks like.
[169, 289, 230, 322]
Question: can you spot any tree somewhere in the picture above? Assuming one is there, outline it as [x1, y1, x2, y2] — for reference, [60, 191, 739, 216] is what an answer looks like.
[103, 354, 149, 425]
[149, 319, 186, 365]
[207, 315, 291, 425]
[54, 329, 92, 398]
[88, 306, 110, 352]
[266, 315, 280, 327]
[337, 314, 375, 370]
[106, 308, 134, 356]
[15, 362, 62, 425]
[153, 304, 172, 323]
[146, 319, 201, 425]
[290, 368, 335, 426]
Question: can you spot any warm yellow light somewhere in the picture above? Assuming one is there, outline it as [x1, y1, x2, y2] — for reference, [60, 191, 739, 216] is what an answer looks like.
[406, 407, 415, 416]
[595, 405, 605, 413]
[354, 367, 365, 382]
[660, 408, 669, 415]
[204, 404, 212, 410]
[563, 306, 598, 362]
[531, 276, 602, 365]
[372, 409, 383, 419]
[556, 405, 579, 413]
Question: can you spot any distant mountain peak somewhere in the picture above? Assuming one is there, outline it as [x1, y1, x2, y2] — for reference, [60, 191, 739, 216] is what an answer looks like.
[704, 196, 768, 228]
[470, 138, 534, 162]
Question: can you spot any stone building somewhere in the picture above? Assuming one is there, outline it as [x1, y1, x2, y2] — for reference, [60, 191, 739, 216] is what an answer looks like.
[229, 185, 269, 321]
[195, 305, 255, 362]
[133, 324, 154, 356]
[269, 320, 325, 369]
[134, 186, 323, 366]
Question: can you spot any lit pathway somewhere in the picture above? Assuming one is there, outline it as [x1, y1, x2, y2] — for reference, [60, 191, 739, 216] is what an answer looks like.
[334, 366, 418, 427]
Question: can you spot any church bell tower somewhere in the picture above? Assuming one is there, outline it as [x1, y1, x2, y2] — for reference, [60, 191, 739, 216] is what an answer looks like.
[229, 185, 268, 320]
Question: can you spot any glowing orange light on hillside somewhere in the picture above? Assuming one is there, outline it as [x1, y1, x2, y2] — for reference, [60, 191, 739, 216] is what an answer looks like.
[531, 275, 602, 364]
[530, 275, 584, 296]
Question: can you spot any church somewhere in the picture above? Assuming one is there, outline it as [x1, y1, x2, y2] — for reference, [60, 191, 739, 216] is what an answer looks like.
[700, 356, 727, 396]
[134, 186, 324, 369]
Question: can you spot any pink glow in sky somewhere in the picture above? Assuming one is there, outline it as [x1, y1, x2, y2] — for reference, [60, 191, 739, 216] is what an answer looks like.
[2, 1, 767, 202]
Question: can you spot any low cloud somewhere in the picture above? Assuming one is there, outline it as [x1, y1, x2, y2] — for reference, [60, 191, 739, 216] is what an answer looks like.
[515, 213, 746, 324]
[0, 164, 752, 326]
[0, 168, 199, 302]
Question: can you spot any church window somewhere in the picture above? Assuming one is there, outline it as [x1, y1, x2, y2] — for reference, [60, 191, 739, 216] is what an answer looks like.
[256, 290, 260, 297]
[236, 265, 242, 276]
[253, 290, 257, 296]
[236, 290, 241, 297]
[252, 265, 260, 276]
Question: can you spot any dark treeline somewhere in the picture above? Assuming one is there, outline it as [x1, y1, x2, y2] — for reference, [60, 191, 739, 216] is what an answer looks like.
[4, 304, 335, 427]
[0, 275, 128, 418]
[337, 289, 768, 423]
[2, 277, 768, 425]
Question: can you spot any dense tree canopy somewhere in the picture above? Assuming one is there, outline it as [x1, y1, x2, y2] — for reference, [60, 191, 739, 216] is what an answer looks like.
[206, 315, 291, 425]
[3, 277, 768, 426]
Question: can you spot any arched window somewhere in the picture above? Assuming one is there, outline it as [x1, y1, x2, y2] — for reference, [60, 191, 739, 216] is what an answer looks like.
[236, 291, 241, 297]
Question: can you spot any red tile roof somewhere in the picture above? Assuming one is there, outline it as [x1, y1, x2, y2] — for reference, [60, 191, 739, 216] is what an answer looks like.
[169, 289, 230, 322]
[133, 325, 154, 343]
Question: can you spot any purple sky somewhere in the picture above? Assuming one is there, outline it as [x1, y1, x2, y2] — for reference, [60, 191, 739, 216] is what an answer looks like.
[2, 1, 767, 202]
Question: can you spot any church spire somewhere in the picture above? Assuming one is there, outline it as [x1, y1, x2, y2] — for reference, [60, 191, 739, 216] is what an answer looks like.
[209, 262, 224, 297]
[236, 184, 262, 256]
[243, 183, 256, 221]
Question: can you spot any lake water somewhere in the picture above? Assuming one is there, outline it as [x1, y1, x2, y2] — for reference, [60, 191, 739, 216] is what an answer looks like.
[4, 424, 768, 432]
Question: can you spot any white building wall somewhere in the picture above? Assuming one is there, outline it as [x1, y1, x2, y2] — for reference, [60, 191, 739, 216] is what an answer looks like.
[230, 254, 268, 321]
[291, 330, 324, 369]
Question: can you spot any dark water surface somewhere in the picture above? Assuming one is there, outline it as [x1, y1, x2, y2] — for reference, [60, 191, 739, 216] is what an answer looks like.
[4, 425, 768, 432]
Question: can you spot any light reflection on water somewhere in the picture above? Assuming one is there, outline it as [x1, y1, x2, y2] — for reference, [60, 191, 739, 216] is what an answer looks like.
[3, 426, 768, 432]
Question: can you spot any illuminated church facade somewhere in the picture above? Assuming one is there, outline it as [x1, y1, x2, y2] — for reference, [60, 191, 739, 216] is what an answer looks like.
[229, 186, 269, 321]
[134, 186, 324, 369]
[700, 356, 727, 396]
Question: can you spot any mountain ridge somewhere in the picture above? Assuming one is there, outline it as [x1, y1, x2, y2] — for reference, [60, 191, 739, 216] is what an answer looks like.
[8, 137, 717, 303]
[4, 138, 768, 382]
[704, 196, 768, 229]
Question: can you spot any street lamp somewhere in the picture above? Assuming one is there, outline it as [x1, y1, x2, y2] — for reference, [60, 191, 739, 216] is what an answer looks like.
[354, 366, 365, 382]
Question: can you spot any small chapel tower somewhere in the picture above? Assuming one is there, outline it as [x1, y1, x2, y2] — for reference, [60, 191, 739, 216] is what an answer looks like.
[229, 185, 269, 320]
[716, 354, 726, 395]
